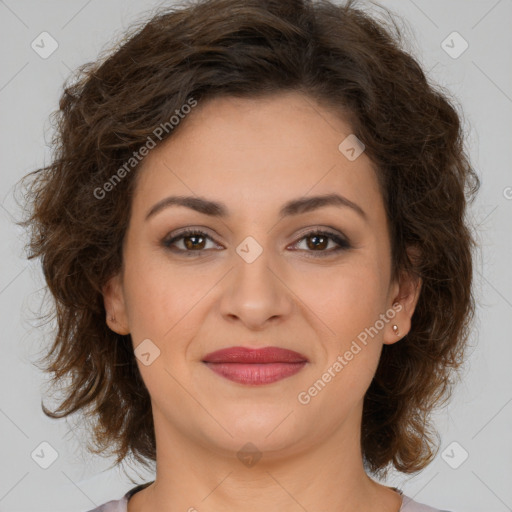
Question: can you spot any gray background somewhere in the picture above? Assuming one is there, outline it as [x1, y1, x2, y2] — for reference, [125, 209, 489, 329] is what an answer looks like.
[0, 0, 511, 511]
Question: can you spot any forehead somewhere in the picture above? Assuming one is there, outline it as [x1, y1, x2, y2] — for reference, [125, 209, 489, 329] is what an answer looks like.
[132, 92, 384, 223]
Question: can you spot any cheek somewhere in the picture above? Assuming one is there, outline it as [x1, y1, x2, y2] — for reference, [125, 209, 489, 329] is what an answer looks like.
[298, 261, 387, 384]
[295, 260, 387, 338]
[122, 251, 220, 358]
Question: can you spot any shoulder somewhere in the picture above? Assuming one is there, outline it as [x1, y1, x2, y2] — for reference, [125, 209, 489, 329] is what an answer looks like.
[84, 497, 127, 512]
[401, 493, 454, 512]
[84, 496, 127, 512]
[83, 482, 152, 512]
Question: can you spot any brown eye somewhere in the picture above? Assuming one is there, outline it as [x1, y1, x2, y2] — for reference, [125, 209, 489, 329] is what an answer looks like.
[305, 233, 329, 250]
[163, 229, 219, 255]
[182, 233, 206, 250]
[291, 230, 351, 257]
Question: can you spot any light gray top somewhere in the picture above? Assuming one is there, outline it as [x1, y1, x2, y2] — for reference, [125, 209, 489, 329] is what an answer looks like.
[86, 483, 453, 511]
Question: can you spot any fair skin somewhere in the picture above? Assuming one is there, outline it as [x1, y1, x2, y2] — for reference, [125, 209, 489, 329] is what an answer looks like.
[103, 91, 421, 512]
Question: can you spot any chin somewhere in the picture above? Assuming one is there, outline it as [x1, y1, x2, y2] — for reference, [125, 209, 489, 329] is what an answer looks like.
[212, 409, 304, 450]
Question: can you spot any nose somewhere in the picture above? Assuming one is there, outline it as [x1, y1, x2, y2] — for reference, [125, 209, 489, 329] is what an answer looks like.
[219, 247, 294, 331]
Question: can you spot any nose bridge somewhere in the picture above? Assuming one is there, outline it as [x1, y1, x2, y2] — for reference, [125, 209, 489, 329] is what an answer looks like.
[219, 236, 293, 328]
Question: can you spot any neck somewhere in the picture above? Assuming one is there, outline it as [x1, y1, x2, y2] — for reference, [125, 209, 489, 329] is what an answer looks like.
[127, 402, 402, 512]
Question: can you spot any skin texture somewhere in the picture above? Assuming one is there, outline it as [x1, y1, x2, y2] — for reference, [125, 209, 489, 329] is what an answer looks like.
[103, 91, 421, 512]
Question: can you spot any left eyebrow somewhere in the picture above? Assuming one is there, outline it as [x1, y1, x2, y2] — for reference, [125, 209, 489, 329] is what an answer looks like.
[145, 193, 367, 222]
[279, 193, 367, 221]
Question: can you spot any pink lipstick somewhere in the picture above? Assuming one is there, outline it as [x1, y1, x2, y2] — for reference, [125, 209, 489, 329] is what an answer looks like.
[202, 346, 308, 385]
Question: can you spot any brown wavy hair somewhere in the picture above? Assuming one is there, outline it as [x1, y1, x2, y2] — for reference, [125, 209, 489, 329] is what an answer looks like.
[20, 0, 480, 479]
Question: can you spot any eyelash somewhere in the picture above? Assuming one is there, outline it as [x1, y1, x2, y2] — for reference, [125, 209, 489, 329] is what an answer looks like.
[162, 228, 351, 258]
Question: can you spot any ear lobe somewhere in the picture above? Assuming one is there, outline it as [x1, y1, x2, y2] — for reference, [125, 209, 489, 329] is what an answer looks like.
[102, 274, 130, 335]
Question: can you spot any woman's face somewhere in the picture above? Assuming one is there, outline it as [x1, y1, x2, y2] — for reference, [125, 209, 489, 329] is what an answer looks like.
[104, 91, 420, 458]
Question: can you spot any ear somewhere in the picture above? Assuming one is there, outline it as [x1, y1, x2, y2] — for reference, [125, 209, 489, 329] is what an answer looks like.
[383, 247, 422, 345]
[102, 273, 130, 335]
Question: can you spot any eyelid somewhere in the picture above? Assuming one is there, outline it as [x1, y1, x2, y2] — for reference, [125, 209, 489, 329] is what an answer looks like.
[162, 227, 222, 250]
[291, 225, 348, 242]
[287, 228, 351, 255]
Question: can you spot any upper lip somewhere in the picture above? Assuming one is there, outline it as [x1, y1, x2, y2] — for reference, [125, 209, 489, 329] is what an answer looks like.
[202, 346, 308, 364]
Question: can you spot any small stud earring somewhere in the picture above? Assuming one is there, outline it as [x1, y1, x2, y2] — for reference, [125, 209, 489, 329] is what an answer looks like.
[392, 324, 399, 336]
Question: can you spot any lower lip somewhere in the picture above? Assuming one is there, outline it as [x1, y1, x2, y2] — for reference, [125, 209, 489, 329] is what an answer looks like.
[204, 362, 307, 385]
